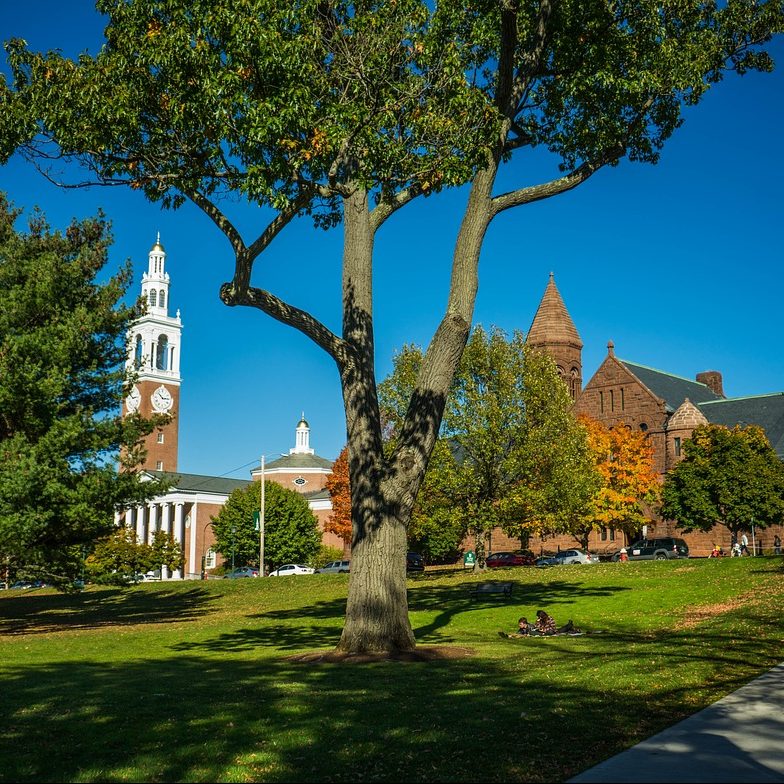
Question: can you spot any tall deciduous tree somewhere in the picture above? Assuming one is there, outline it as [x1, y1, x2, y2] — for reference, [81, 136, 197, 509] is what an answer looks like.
[324, 446, 352, 548]
[574, 415, 660, 550]
[661, 424, 784, 541]
[2, 0, 781, 650]
[0, 195, 168, 585]
[380, 329, 597, 562]
[211, 481, 321, 569]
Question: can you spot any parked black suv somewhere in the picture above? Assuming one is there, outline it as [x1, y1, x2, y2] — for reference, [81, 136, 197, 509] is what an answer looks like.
[615, 537, 689, 561]
[406, 552, 425, 572]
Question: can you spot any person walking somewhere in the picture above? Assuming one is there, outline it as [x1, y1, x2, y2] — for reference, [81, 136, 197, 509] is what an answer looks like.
[774, 534, 781, 555]
[740, 532, 750, 556]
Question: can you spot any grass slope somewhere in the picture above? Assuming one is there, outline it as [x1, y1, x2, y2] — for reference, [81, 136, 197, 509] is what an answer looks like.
[1, 558, 783, 783]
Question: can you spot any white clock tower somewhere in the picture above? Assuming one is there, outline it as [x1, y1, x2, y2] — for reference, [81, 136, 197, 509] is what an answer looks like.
[124, 235, 182, 472]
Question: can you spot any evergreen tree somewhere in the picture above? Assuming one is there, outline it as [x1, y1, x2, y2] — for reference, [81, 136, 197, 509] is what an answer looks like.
[0, 195, 168, 586]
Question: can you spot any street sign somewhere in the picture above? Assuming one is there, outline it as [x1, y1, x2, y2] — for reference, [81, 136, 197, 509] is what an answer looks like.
[463, 550, 476, 568]
[253, 511, 260, 531]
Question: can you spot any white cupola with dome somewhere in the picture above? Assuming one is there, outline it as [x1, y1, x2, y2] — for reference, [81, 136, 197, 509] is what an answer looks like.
[141, 233, 171, 318]
[290, 413, 315, 455]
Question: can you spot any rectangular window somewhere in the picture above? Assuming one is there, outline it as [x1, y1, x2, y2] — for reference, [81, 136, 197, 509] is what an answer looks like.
[600, 391, 604, 413]
[156, 460, 164, 470]
[157, 432, 165, 443]
[205, 549, 217, 569]
[674, 437, 681, 457]
[610, 528, 616, 541]
[610, 389, 615, 412]
[621, 387, 625, 411]
[601, 527, 608, 541]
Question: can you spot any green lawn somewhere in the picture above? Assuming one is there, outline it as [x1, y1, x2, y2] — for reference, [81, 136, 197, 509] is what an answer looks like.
[1, 557, 783, 783]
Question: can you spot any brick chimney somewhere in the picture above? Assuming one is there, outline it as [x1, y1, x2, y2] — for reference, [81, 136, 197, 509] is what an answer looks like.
[696, 371, 724, 398]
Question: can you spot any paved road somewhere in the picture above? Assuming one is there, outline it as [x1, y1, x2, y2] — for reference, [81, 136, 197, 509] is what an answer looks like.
[570, 662, 784, 783]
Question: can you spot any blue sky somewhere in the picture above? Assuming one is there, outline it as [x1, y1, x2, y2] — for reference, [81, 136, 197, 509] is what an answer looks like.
[1, 4, 783, 478]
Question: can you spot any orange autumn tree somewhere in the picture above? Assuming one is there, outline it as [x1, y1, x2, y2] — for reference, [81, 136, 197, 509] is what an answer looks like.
[325, 446, 352, 550]
[573, 415, 661, 550]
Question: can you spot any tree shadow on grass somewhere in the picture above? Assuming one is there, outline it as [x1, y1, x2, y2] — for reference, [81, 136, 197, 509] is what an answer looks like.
[2, 624, 783, 783]
[0, 586, 218, 635]
[167, 579, 628, 655]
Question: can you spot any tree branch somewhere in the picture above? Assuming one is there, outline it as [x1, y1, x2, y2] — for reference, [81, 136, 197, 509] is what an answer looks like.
[368, 183, 423, 232]
[183, 187, 247, 258]
[490, 146, 624, 216]
[220, 282, 349, 366]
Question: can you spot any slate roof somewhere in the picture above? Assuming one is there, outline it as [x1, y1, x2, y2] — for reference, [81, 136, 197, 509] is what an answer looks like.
[147, 470, 251, 495]
[527, 273, 583, 348]
[262, 453, 333, 471]
[698, 393, 784, 458]
[620, 360, 723, 411]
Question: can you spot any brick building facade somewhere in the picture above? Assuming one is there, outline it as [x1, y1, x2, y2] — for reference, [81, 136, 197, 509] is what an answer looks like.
[491, 275, 784, 559]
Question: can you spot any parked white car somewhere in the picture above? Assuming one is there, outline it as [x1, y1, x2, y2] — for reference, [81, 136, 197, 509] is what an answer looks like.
[268, 564, 315, 577]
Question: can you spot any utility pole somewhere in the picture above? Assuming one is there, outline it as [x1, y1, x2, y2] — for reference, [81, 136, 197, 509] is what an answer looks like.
[259, 455, 266, 577]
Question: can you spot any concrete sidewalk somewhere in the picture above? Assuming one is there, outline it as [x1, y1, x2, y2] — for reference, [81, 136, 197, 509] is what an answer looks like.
[569, 662, 784, 783]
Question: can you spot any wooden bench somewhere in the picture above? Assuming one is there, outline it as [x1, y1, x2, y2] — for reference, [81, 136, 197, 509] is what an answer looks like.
[469, 581, 513, 600]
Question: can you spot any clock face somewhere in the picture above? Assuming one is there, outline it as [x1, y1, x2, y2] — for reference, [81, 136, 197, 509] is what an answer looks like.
[151, 385, 174, 413]
[126, 385, 141, 414]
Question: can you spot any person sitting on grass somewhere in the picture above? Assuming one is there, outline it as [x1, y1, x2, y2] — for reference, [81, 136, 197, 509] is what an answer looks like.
[499, 617, 534, 638]
[499, 612, 582, 639]
[535, 609, 557, 636]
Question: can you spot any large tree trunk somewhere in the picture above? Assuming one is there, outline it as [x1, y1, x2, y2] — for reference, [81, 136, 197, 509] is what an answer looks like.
[336, 187, 415, 652]
[334, 168, 498, 653]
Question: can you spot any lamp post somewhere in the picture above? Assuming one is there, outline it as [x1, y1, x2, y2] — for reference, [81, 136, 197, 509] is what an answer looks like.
[259, 454, 266, 577]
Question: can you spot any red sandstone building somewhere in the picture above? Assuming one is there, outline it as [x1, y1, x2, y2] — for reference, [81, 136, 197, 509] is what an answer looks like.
[490, 274, 784, 558]
[117, 239, 340, 579]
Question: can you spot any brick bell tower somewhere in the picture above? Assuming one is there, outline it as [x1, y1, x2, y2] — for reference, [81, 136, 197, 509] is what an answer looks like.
[526, 272, 583, 399]
[124, 234, 182, 472]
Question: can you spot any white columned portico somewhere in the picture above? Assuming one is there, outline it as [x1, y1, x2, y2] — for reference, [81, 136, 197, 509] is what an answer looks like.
[114, 509, 122, 527]
[126, 506, 135, 533]
[161, 503, 172, 579]
[173, 502, 184, 579]
[136, 505, 146, 544]
[148, 504, 159, 546]
[188, 502, 199, 579]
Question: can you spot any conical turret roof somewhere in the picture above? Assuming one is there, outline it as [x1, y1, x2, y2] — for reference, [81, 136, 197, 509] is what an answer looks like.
[527, 273, 582, 348]
[668, 398, 709, 431]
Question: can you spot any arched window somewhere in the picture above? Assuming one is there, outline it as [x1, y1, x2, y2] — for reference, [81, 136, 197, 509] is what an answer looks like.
[639, 423, 649, 433]
[134, 335, 143, 368]
[156, 335, 169, 371]
[149, 289, 157, 307]
[159, 289, 165, 309]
